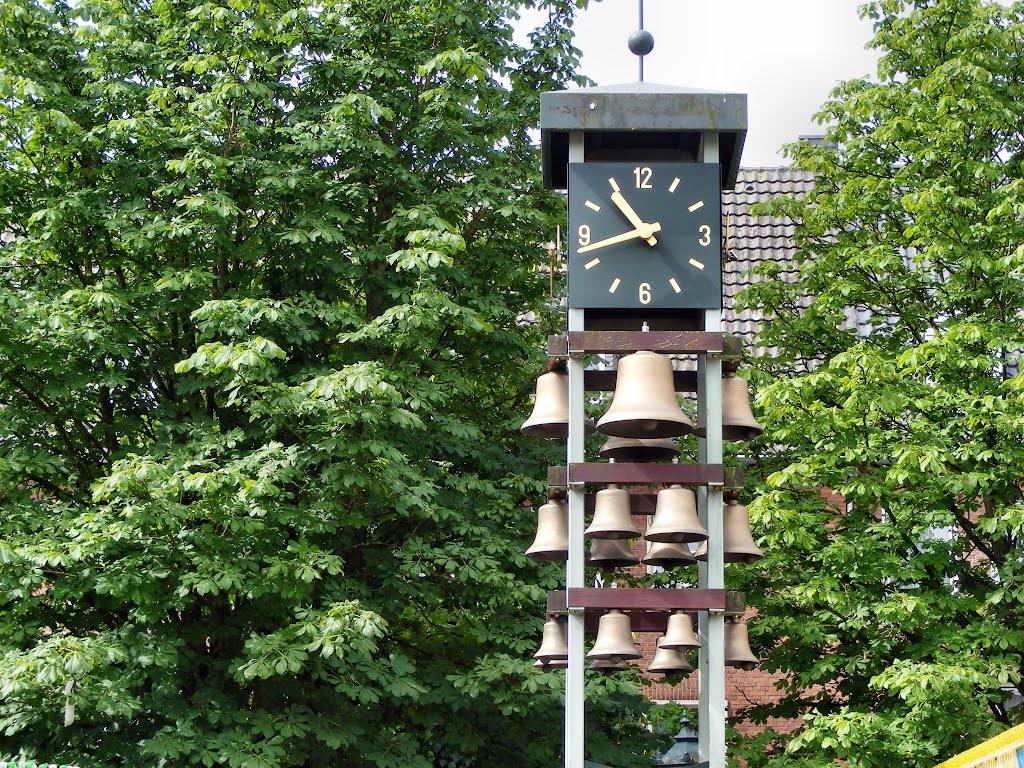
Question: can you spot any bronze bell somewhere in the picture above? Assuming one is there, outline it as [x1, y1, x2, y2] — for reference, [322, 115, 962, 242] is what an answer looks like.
[661, 611, 700, 650]
[584, 485, 640, 540]
[597, 351, 694, 439]
[525, 499, 568, 562]
[642, 540, 696, 568]
[695, 370, 764, 441]
[694, 499, 764, 564]
[533, 615, 569, 663]
[723, 498, 764, 564]
[724, 616, 759, 671]
[589, 657, 632, 673]
[587, 537, 640, 568]
[534, 657, 568, 669]
[587, 610, 642, 660]
[645, 485, 708, 543]
[598, 436, 680, 462]
[520, 369, 596, 439]
[647, 637, 693, 675]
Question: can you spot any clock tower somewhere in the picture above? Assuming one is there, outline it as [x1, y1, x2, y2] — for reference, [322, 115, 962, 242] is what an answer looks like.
[540, 81, 748, 768]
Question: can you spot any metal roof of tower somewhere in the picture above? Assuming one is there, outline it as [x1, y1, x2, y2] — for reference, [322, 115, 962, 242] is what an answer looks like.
[540, 82, 747, 191]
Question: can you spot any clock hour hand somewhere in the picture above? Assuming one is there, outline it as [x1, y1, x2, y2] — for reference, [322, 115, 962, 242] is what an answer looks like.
[577, 222, 663, 254]
[610, 191, 658, 246]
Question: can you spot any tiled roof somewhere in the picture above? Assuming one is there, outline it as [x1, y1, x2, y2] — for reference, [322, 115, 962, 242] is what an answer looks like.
[722, 167, 808, 345]
[721, 167, 862, 355]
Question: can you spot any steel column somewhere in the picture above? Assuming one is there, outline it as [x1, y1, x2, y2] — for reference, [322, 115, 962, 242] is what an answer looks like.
[564, 132, 585, 768]
[697, 130, 726, 768]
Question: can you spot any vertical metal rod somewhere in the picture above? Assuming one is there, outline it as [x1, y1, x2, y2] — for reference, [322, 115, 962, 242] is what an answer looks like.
[638, 0, 645, 82]
[565, 133, 586, 768]
[697, 131, 726, 768]
[696, 351, 709, 761]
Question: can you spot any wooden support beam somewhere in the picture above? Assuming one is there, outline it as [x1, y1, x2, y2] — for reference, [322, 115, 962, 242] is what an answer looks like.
[547, 331, 725, 356]
[548, 463, 725, 487]
[547, 588, 727, 612]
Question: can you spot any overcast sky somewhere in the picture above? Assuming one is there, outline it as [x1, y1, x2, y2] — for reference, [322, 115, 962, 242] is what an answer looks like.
[520, 0, 881, 167]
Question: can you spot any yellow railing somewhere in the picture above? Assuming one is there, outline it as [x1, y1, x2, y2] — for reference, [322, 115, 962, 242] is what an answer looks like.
[935, 723, 1024, 768]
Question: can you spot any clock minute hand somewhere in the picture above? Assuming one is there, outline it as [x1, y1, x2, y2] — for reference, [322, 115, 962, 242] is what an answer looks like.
[577, 223, 663, 254]
[610, 191, 658, 246]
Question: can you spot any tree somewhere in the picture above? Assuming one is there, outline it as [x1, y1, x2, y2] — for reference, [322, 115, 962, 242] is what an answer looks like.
[732, 1, 1024, 766]
[0, 0, 659, 765]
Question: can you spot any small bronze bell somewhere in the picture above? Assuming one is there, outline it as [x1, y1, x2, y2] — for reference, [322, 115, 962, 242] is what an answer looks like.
[520, 368, 596, 439]
[587, 538, 640, 568]
[598, 436, 680, 462]
[597, 351, 694, 439]
[534, 657, 568, 670]
[525, 499, 568, 562]
[724, 616, 759, 671]
[533, 616, 568, 663]
[589, 658, 632, 673]
[647, 637, 693, 675]
[694, 498, 764, 564]
[695, 370, 764, 441]
[642, 540, 696, 567]
[723, 498, 764, 564]
[645, 485, 708, 543]
[661, 611, 700, 650]
[587, 610, 642, 660]
[584, 485, 640, 540]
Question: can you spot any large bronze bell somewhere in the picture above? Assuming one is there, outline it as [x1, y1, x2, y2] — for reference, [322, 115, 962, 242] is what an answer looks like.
[584, 485, 640, 540]
[533, 615, 569, 663]
[525, 499, 568, 562]
[642, 540, 696, 568]
[661, 611, 700, 650]
[596, 351, 694, 439]
[694, 498, 764, 564]
[520, 369, 596, 439]
[724, 616, 759, 671]
[695, 371, 764, 441]
[587, 537, 640, 568]
[598, 436, 680, 462]
[645, 485, 708, 543]
[587, 610, 642, 660]
[647, 637, 693, 675]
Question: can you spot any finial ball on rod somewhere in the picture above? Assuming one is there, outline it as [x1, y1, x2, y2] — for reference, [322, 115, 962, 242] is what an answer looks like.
[628, 29, 654, 57]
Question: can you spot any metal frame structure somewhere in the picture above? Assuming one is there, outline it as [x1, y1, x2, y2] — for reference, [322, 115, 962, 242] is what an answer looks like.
[558, 327, 727, 768]
[541, 85, 747, 768]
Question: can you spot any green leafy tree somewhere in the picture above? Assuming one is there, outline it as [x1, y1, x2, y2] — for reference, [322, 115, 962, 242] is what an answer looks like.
[732, 1, 1024, 766]
[0, 0, 659, 765]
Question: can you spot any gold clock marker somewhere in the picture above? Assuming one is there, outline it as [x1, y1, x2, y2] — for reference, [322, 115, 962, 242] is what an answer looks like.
[585, 200, 601, 212]
[584, 258, 601, 270]
[689, 258, 705, 270]
[688, 201, 704, 212]
[608, 278, 621, 293]
[669, 178, 680, 193]
[669, 278, 682, 293]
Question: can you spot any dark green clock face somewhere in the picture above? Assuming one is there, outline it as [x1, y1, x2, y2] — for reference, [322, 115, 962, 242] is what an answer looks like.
[567, 162, 722, 309]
